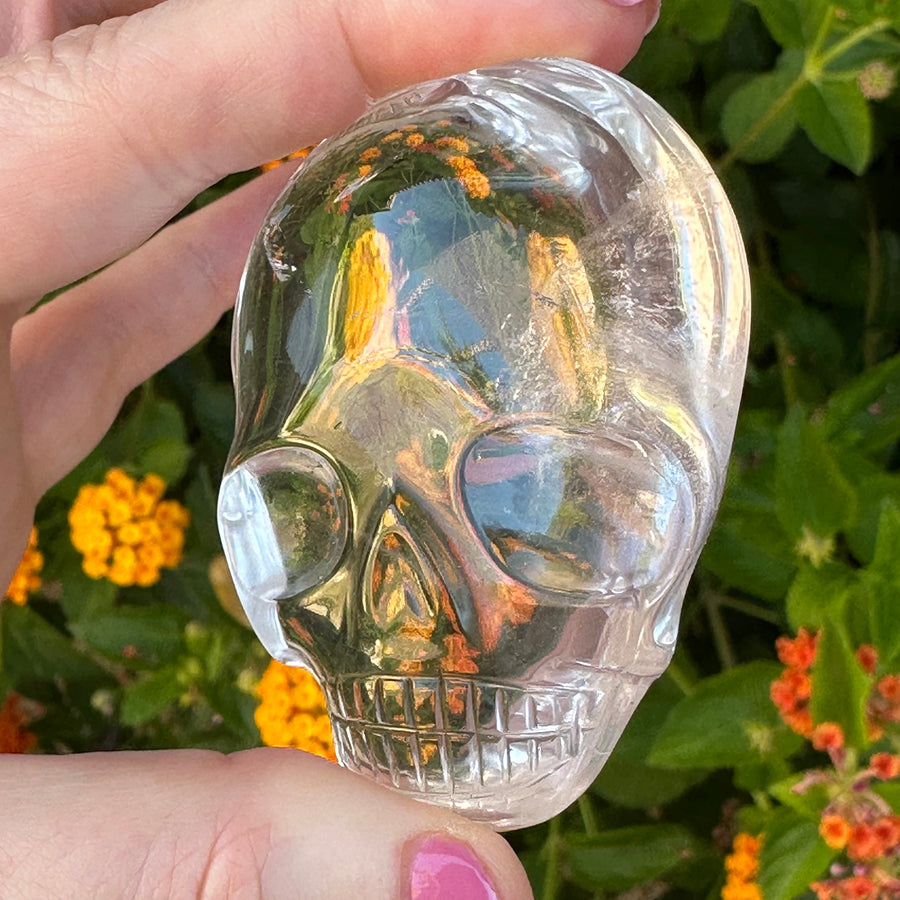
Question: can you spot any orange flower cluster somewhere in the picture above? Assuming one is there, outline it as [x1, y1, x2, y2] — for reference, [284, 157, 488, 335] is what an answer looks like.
[771, 632, 900, 743]
[819, 811, 900, 859]
[0, 693, 37, 753]
[722, 832, 763, 900]
[4, 527, 43, 605]
[69, 469, 190, 587]
[770, 628, 818, 736]
[255, 660, 336, 761]
[769, 631, 900, 896]
[813, 873, 899, 900]
[811, 750, 900, 899]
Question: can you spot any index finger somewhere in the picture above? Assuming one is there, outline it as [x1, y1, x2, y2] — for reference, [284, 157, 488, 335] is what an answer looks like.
[0, 0, 658, 305]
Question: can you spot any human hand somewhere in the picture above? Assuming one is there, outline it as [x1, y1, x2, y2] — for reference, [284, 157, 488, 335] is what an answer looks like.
[0, 1, 658, 896]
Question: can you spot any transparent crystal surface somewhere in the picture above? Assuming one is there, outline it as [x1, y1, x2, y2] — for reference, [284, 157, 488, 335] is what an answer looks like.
[218, 58, 751, 830]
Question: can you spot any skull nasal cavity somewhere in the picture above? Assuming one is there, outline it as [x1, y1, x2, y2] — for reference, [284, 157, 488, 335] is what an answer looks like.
[368, 511, 442, 629]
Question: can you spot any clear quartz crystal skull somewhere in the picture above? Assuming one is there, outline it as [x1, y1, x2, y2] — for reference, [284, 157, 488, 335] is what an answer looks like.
[218, 58, 750, 830]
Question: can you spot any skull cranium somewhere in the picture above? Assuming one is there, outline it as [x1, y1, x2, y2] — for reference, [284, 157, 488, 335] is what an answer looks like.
[218, 58, 750, 829]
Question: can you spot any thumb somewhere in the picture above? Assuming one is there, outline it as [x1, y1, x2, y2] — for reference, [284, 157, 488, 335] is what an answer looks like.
[1, 747, 533, 899]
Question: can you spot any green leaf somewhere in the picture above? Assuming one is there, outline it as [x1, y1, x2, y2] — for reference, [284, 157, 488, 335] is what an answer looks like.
[135, 437, 193, 487]
[57, 572, 118, 624]
[721, 64, 801, 163]
[845, 473, 900, 564]
[623, 31, 697, 94]
[769, 772, 832, 820]
[71, 607, 187, 666]
[648, 662, 803, 769]
[562, 825, 705, 893]
[869, 499, 900, 584]
[0, 604, 104, 685]
[591, 679, 707, 809]
[660, 0, 732, 43]
[810, 623, 871, 747]
[120, 666, 183, 726]
[796, 81, 873, 174]
[775, 406, 857, 544]
[701, 511, 797, 599]
[118, 397, 190, 484]
[745, 0, 829, 47]
[846, 571, 900, 669]
[757, 811, 837, 900]
[872, 781, 900, 810]
[786, 561, 856, 632]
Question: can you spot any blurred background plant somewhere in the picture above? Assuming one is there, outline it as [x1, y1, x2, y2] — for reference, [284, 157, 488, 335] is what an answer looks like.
[3, 0, 900, 896]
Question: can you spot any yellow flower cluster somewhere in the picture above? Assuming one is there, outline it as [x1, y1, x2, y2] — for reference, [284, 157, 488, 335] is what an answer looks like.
[255, 660, 336, 761]
[260, 145, 313, 173]
[722, 833, 764, 900]
[344, 227, 394, 361]
[4, 527, 43, 605]
[447, 154, 491, 200]
[69, 469, 190, 587]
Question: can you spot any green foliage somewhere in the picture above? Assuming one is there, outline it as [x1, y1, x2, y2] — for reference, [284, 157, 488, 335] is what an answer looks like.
[648, 662, 804, 770]
[756, 811, 838, 900]
[3, 1, 900, 897]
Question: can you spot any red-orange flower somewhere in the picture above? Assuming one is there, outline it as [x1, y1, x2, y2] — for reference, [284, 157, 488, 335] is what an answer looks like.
[0, 693, 37, 753]
[776, 628, 818, 670]
[812, 722, 845, 752]
[877, 675, 900, 703]
[840, 875, 877, 900]
[874, 815, 900, 850]
[771, 665, 814, 737]
[871, 752, 900, 780]
[848, 823, 883, 861]
[856, 645, 879, 675]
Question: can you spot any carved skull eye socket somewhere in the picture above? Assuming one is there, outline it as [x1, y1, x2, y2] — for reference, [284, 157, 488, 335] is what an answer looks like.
[460, 425, 693, 597]
[218, 446, 349, 603]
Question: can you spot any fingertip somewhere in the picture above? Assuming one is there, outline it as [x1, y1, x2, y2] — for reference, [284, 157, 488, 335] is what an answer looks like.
[240, 747, 534, 899]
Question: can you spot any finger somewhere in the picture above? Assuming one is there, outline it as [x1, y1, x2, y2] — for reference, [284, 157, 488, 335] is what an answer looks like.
[11, 163, 298, 495]
[0, 747, 534, 899]
[0, 0, 165, 53]
[0, 0, 658, 305]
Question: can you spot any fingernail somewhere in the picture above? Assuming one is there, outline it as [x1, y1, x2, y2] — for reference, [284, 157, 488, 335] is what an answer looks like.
[601, 0, 647, 6]
[408, 836, 499, 900]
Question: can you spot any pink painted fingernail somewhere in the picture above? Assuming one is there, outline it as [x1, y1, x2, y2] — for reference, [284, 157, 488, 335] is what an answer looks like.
[408, 836, 499, 900]
[601, 0, 647, 6]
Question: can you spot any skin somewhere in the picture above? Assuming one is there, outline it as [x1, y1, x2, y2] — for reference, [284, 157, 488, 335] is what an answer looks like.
[0, 1, 658, 897]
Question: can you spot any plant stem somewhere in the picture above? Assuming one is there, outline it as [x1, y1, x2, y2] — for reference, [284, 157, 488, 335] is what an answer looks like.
[578, 794, 599, 837]
[819, 18, 892, 68]
[666, 659, 695, 696]
[540, 816, 563, 900]
[807, 6, 836, 65]
[775, 331, 801, 408]
[718, 73, 805, 173]
[715, 595, 784, 626]
[704, 590, 738, 671]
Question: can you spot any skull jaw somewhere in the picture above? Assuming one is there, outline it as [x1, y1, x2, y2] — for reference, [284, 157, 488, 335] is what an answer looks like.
[324, 668, 656, 831]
